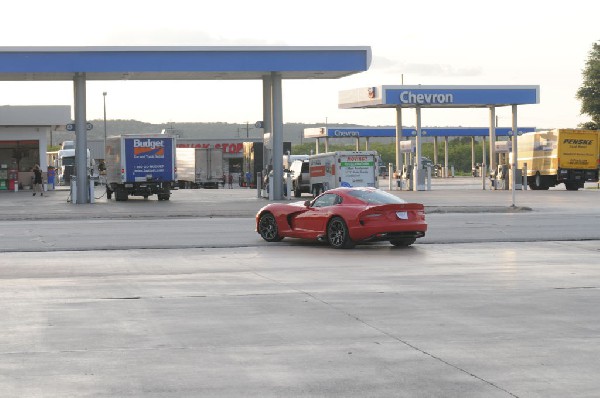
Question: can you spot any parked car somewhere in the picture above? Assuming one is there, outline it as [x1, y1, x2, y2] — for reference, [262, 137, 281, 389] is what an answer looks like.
[256, 187, 427, 249]
[289, 159, 310, 197]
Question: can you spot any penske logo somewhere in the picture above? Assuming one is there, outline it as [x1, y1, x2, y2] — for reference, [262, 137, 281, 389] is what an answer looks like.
[563, 139, 593, 145]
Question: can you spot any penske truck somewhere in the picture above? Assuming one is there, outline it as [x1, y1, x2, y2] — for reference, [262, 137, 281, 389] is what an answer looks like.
[105, 134, 177, 201]
[308, 151, 379, 196]
[517, 129, 599, 190]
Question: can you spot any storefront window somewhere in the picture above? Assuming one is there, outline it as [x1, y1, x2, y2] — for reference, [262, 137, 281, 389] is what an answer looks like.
[0, 141, 39, 171]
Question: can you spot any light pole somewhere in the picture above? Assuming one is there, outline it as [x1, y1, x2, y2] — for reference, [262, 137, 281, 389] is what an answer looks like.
[103, 92, 107, 155]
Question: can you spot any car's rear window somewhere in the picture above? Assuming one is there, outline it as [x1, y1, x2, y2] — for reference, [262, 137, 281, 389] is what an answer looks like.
[347, 189, 406, 205]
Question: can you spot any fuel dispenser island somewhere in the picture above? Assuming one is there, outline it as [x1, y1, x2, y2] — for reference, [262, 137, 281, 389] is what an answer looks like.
[400, 164, 413, 191]
[491, 140, 527, 191]
[491, 141, 511, 190]
[492, 164, 509, 190]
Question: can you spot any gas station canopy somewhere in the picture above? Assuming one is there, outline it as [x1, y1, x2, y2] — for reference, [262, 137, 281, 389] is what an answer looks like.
[0, 46, 372, 203]
[339, 85, 539, 109]
[305, 126, 536, 138]
[0, 46, 372, 81]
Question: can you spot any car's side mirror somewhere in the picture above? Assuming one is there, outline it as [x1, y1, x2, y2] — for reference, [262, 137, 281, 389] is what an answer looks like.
[304, 200, 311, 207]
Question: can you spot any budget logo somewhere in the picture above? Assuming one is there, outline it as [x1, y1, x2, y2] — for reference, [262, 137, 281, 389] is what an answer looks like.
[134, 139, 165, 158]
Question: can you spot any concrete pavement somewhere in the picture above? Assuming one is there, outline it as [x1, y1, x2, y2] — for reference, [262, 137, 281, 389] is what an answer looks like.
[1, 177, 598, 221]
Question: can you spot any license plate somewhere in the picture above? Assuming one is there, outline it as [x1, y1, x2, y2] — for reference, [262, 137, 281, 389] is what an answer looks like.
[396, 211, 408, 220]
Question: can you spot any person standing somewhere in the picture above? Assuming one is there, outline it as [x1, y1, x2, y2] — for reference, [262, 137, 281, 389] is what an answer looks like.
[228, 173, 233, 188]
[32, 164, 43, 196]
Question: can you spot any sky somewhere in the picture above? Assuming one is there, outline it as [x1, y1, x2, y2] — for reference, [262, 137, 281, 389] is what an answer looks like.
[0, 0, 598, 130]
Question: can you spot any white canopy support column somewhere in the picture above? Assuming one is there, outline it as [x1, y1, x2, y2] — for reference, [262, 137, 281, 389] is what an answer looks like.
[489, 106, 497, 174]
[471, 137, 475, 173]
[395, 106, 403, 176]
[444, 136, 449, 178]
[73, 73, 89, 204]
[481, 136, 487, 190]
[413, 106, 422, 191]
[262, 77, 273, 171]
[511, 104, 518, 207]
[271, 72, 284, 200]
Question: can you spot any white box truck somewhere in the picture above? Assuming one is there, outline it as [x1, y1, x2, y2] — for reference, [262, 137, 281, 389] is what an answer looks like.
[105, 134, 177, 201]
[308, 151, 379, 196]
[176, 147, 224, 189]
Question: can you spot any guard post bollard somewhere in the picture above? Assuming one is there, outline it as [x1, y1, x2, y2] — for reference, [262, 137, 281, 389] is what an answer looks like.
[256, 172, 262, 198]
[481, 162, 486, 190]
[70, 177, 77, 204]
[426, 165, 432, 191]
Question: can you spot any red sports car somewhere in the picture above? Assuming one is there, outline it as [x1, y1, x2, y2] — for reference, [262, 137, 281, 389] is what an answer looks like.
[256, 187, 427, 249]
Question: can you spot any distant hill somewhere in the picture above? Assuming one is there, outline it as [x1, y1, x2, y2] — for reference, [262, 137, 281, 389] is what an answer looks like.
[49, 119, 387, 146]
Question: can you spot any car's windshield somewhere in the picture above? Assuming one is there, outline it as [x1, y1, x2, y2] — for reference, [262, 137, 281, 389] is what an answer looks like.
[347, 189, 406, 205]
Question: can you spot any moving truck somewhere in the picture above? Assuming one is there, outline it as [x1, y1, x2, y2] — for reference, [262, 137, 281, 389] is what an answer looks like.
[242, 141, 291, 187]
[308, 151, 379, 196]
[56, 141, 93, 185]
[176, 147, 224, 189]
[105, 134, 176, 201]
[517, 129, 599, 190]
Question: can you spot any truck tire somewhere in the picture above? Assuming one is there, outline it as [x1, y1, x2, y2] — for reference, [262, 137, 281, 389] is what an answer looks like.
[565, 182, 580, 191]
[532, 172, 548, 190]
[115, 188, 128, 201]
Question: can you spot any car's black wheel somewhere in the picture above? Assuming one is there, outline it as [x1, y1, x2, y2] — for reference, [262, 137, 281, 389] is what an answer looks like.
[327, 217, 354, 249]
[390, 238, 416, 247]
[258, 212, 283, 242]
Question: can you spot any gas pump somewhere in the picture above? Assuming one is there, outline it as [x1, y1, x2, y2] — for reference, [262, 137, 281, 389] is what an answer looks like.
[493, 141, 512, 190]
[8, 161, 18, 191]
[494, 164, 509, 190]
[0, 164, 7, 190]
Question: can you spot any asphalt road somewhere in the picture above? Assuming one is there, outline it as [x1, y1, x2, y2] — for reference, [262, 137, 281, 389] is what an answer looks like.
[1, 179, 599, 397]
[1, 210, 600, 253]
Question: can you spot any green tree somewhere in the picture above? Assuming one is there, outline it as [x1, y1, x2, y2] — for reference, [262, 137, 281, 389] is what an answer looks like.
[576, 41, 600, 129]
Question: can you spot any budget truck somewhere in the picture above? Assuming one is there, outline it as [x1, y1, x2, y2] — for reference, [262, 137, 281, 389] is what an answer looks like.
[176, 147, 224, 189]
[308, 151, 379, 196]
[105, 134, 177, 201]
[517, 129, 599, 190]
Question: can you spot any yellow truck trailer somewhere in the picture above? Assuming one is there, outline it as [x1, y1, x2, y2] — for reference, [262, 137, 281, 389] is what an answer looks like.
[517, 129, 599, 190]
